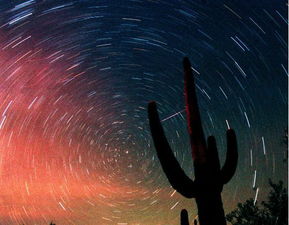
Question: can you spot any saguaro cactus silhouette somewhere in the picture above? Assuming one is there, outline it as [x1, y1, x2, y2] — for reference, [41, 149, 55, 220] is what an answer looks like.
[148, 57, 238, 225]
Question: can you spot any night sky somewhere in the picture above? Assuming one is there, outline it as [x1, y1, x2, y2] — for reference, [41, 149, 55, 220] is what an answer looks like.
[0, 0, 287, 224]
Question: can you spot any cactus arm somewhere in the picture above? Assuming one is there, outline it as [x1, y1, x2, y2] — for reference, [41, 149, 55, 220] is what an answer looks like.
[181, 209, 190, 225]
[148, 101, 197, 198]
[183, 57, 207, 164]
[220, 129, 238, 184]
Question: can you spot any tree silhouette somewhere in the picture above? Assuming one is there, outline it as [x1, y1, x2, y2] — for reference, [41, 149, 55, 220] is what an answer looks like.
[262, 180, 288, 225]
[226, 180, 288, 225]
[226, 199, 266, 225]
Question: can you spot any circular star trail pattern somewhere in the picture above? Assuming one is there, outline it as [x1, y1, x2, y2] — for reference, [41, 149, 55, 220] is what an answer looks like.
[0, 0, 287, 224]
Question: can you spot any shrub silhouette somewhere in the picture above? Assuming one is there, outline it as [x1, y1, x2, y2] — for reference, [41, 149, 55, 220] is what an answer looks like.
[148, 57, 238, 225]
[226, 179, 288, 225]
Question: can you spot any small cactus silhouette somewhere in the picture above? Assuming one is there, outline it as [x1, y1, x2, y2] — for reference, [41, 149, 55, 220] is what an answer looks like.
[148, 57, 238, 225]
[181, 209, 189, 225]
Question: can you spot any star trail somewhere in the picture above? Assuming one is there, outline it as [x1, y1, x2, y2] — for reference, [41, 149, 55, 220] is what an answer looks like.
[0, 0, 287, 224]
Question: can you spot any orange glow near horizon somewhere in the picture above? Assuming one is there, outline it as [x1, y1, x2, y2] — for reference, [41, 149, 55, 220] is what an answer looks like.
[0, 40, 150, 224]
[0, 35, 190, 225]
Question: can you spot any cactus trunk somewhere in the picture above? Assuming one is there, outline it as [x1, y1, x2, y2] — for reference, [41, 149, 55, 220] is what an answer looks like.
[196, 193, 226, 225]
